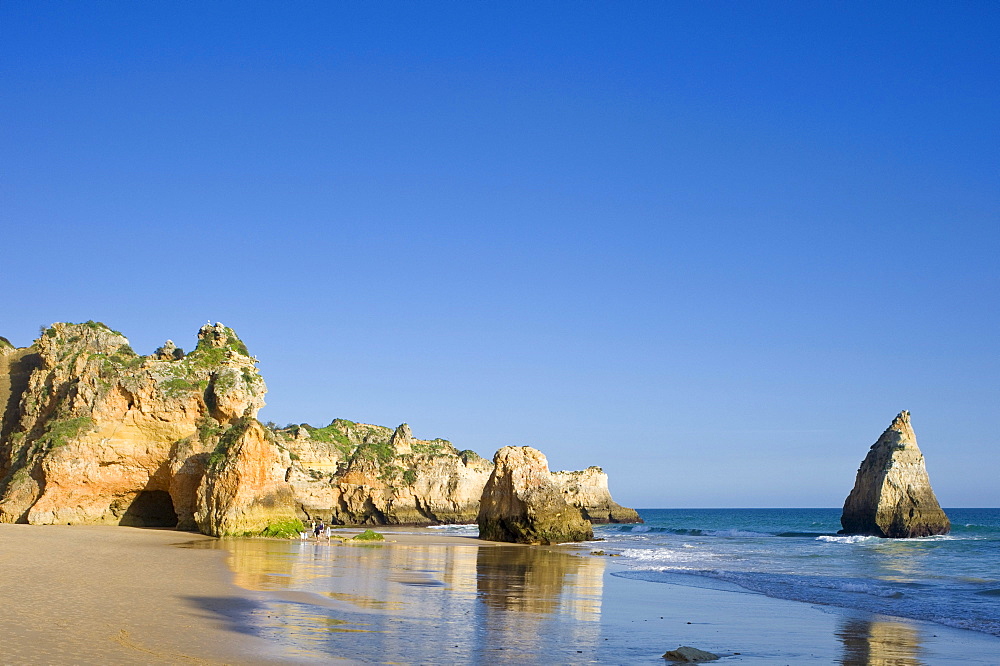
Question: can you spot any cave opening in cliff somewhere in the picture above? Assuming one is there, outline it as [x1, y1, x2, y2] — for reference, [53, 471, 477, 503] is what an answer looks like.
[120, 490, 178, 528]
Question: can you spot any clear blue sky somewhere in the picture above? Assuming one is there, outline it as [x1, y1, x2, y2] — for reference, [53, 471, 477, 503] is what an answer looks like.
[3, 2, 997, 507]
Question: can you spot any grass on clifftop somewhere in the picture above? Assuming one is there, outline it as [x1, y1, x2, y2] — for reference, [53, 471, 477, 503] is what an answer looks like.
[79, 320, 124, 336]
[193, 326, 250, 357]
[354, 439, 394, 465]
[43, 321, 125, 339]
[300, 421, 355, 457]
[411, 439, 452, 456]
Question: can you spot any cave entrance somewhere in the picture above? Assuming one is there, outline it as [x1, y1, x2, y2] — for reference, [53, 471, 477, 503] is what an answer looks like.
[120, 490, 179, 528]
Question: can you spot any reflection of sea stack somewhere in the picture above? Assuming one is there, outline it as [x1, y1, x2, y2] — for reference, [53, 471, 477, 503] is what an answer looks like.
[840, 411, 950, 538]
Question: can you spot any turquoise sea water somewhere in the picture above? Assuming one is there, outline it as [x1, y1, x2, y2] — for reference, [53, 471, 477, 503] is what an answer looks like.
[599, 508, 1000, 638]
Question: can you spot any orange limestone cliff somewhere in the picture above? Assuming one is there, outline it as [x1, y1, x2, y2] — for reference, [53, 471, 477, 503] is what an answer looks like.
[0, 321, 640, 536]
[281, 422, 495, 525]
[0, 321, 266, 531]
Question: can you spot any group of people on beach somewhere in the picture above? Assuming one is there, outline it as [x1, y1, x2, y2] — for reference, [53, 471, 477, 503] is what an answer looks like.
[308, 519, 330, 539]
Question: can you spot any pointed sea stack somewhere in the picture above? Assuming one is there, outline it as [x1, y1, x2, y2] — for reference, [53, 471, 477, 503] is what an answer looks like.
[840, 411, 950, 538]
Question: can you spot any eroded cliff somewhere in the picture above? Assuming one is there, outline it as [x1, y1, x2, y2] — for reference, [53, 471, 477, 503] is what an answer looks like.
[0, 321, 639, 536]
[0, 321, 265, 530]
[279, 421, 494, 525]
[552, 466, 642, 524]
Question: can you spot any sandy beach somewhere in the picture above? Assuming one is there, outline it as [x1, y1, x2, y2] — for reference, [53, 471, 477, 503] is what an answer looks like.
[0, 525, 286, 665]
[3, 524, 999, 664]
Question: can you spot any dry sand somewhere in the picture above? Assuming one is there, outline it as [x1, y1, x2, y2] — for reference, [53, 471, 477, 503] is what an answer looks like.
[0, 525, 284, 665]
[3, 524, 999, 664]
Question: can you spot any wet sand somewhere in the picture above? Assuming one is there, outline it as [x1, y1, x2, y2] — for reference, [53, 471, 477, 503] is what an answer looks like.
[3, 525, 999, 664]
[206, 526, 1000, 663]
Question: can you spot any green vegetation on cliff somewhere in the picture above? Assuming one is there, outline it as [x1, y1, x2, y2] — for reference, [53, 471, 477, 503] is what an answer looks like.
[43, 320, 124, 339]
[37, 416, 96, 450]
[207, 416, 253, 468]
[93, 344, 144, 374]
[354, 438, 394, 464]
[159, 376, 208, 398]
[411, 439, 452, 456]
[459, 449, 482, 463]
[193, 325, 250, 357]
[352, 529, 384, 541]
[150, 326, 262, 403]
[196, 416, 223, 444]
[80, 320, 124, 336]
[260, 519, 306, 539]
[303, 421, 353, 451]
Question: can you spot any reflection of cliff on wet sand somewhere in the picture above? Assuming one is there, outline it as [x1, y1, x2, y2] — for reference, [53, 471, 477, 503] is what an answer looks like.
[193, 537, 303, 591]
[837, 616, 923, 666]
[475, 545, 605, 663]
[184, 533, 1000, 665]
[476, 545, 604, 618]
[209, 537, 608, 663]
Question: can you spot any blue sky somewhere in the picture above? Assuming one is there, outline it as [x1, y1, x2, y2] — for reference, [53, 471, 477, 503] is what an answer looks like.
[3, 2, 997, 507]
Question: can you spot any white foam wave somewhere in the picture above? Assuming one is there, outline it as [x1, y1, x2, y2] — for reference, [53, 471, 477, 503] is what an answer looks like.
[816, 535, 879, 544]
[691, 570, 904, 599]
[815, 580, 903, 597]
[618, 547, 712, 563]
[816, 534, 967, 544]
[707, 529, 772, 538]
[427, 523, 476, 529]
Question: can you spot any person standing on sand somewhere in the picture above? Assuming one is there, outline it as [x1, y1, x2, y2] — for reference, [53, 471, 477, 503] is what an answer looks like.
[314, 520, 325, 538]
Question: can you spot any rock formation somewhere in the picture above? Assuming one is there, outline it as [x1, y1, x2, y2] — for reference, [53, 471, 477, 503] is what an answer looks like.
[662, 646, 720, 662]
[478, 446, 594, 544]
[552, 466, 642, 523]
[0, 321, 639, 537]
[840, 411, 950, 538]
[0, 321, 266, 531]
[279, 421, 495, 525]
[195, 417, 299, 536]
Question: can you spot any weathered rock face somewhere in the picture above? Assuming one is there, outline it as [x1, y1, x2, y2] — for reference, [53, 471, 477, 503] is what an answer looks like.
[478, 446, 594, 545]
[840, 411, 950, 538]
[552, 466, 643, 524]
[0, 321, 267, 531]
[195, 417, 299, 536]
[662, 646, 720, 662]
[281, 421, 494, 525]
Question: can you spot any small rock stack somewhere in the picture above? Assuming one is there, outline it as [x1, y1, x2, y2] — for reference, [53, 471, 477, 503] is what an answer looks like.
[477, 446, 594, 545]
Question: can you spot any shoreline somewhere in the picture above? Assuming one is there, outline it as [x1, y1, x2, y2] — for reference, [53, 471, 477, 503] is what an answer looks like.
[215, 526, 1000, 663]
[3, 524, 999, 663]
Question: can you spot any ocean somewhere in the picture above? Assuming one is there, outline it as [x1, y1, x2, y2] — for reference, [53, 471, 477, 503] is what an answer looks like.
[599, 508, 1000, 638]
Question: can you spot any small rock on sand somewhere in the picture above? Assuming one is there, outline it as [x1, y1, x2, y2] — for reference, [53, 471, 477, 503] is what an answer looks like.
[662, 646, 720, 662]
